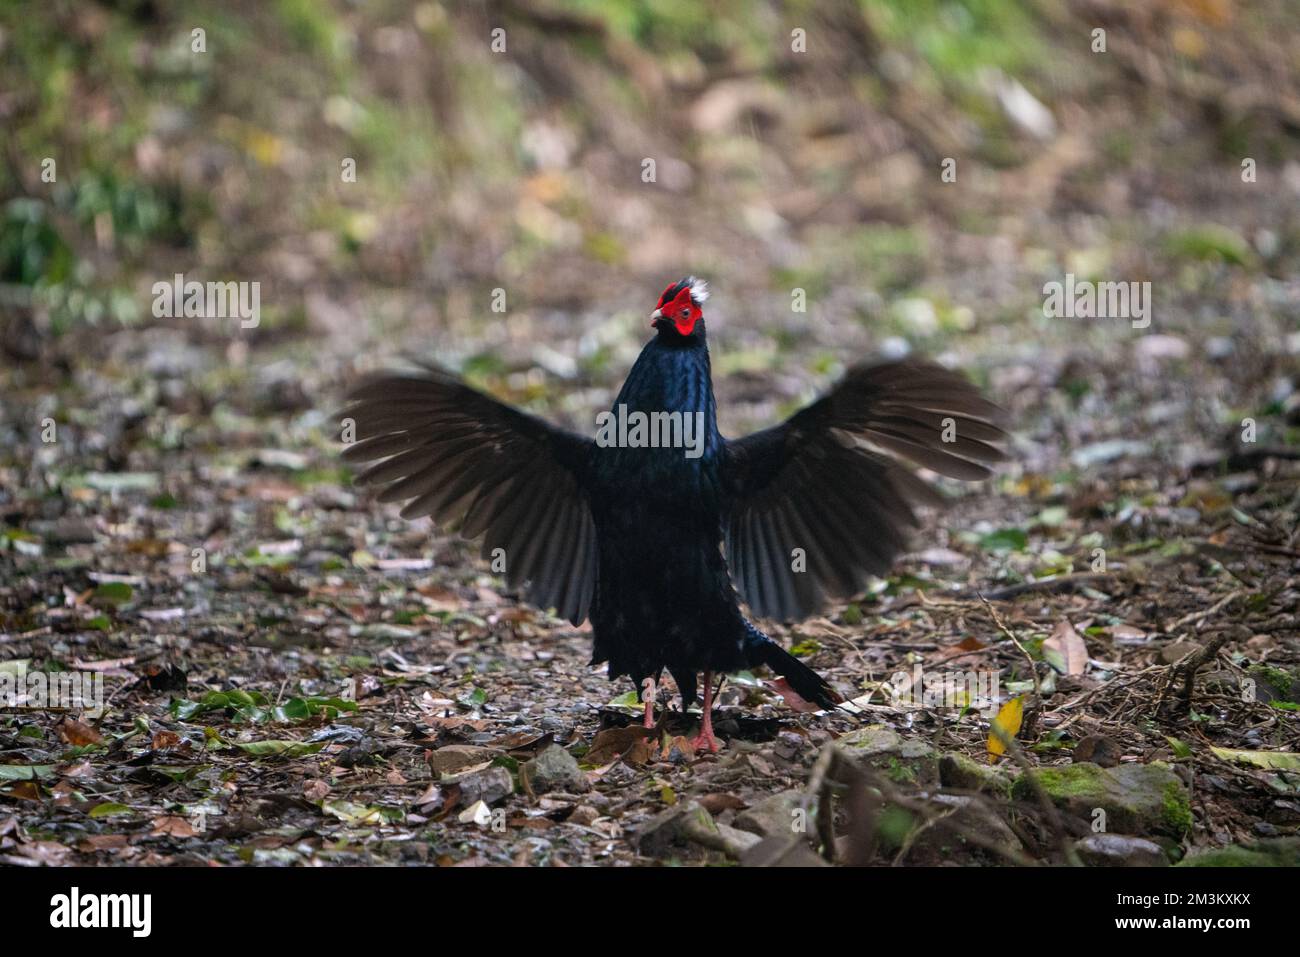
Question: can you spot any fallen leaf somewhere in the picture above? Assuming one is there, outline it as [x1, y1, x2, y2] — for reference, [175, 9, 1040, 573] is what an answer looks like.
[582, 726, 656, 766]
[151, 730, 181, 750]
[987, 696, 1024, 762]
[58, 718, 103, 747]
[1210, 748, 1300, 771]
[458, 799, 493, 825]
[78, 834, 130, 851]
[769, 677, 824, 713]
[1043, 620, 1089, 675]
[151, 815, 196, 837]
[698, 793, 747, 814]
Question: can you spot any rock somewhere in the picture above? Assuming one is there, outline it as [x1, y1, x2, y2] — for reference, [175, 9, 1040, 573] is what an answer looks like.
[741, 834, 831, 867]
[521, 745, 589, 794]
[1012, 762, 1191, 837]
[1075, 834, 1170, 867]
[836, 725, 939, 786]
[1246, 664, 1297, 704]
[1073, 734, 1124, 768]
[735, 789, 803, 837]
[1178, 838, 1300, 867]
[454, 766, 514, 806]
[636, 802, 718, 857]
[428, 745, 500, 776]
[707, 823, 764, 859]
[940, 752, 1012, 796]
[31, 517, 97, 545]
[901, 794, 1024, 863]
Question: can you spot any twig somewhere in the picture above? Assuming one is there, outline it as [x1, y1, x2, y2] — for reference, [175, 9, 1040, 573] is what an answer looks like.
[978, 594, 1041, 699]
[975, 573, 1115, 601]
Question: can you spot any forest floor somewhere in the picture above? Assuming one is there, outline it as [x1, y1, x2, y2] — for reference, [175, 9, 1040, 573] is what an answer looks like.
[1, 0, 1298, 866]
[2, 264, 1297, 866]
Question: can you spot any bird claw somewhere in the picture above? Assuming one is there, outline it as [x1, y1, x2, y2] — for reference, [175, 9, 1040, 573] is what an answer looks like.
[691, 731, 720, 754]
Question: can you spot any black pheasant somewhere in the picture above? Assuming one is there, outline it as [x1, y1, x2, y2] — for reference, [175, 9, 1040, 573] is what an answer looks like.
[341, 278, 1006, 750]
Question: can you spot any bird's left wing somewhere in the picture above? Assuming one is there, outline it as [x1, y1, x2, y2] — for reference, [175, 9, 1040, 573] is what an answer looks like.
[721, 358, 1007, 622]
[340, 365, 597, 625]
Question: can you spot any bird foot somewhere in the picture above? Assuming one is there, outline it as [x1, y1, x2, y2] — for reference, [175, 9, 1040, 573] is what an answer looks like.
[691, 728, 720, 754]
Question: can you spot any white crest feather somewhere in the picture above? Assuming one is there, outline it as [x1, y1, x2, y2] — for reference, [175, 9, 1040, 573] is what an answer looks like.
[689, 277, 709, 303]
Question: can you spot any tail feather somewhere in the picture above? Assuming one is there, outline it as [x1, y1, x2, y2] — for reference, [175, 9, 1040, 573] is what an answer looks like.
[744, 624, 842, 711]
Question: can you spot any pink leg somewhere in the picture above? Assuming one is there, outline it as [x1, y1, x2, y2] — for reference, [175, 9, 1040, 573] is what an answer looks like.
[692, 671, 720, 753]
[643, 694, 655, 729]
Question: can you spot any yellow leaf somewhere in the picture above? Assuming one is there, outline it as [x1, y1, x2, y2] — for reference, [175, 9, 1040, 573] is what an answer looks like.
[987, 696, 1024, 763]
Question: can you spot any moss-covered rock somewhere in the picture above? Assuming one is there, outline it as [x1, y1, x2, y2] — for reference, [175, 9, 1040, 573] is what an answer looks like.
[836, 725, 939, 786]
[940, 751, 1013, 797]
[1011, 761, 1191, 837]
[1178, 838, 1300, 867]
[1247, 664, 1298, 704]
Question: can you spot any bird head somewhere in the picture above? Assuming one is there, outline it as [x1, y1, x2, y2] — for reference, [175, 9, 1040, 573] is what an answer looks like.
[650, 276, 708, 337]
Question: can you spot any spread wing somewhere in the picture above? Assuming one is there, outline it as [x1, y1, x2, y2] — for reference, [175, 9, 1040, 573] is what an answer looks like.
[340, 365, 597, 625]
[721, 358, 1007, 621]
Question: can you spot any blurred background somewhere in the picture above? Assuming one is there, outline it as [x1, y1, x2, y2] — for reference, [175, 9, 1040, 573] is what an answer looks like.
[0, 0, 1299, 867]
[3, 0, 1297, 444]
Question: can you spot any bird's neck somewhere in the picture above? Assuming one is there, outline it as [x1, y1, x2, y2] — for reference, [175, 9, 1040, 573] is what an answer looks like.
[616, 335, 718, 434]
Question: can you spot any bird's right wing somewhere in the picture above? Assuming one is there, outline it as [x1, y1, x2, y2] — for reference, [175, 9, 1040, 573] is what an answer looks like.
[721, 358, 1007, 622]
[340, 365, 597, 625]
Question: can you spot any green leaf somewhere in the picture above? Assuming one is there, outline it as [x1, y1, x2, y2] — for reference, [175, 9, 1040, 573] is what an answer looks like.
[89, 802, 133, 818]
[607, 690, 641, 711]
[979, 528, 1028, 553]
[94, 581, 133, 605]
[0, 764, 55, 781]
[230, 740, 324, 758]
[270, 696, 358, 723]
[460, 687, 488, 708]
[170, 689, 274, 722]
[1165, 736, 1192, 759]
[1032, 506, 1068, 527]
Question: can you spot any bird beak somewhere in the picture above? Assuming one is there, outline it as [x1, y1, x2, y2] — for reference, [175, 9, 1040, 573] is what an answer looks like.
[649, 308, 662, 326]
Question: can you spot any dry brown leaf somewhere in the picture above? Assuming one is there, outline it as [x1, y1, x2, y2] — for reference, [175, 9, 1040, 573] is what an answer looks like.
[1044, 619, 1089, 675]
[698, 793, 747, 814]
[58, 718, 103, 747]
[303, 779, 332, 801]
[151, 815, 196, 838]
[151, 730, 181, 750]
[769, 677, 824, 713]
[583, 726, 656, 766]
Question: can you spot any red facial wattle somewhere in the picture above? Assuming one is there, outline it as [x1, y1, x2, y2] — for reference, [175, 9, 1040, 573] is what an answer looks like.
[659, 286, 701, 336]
